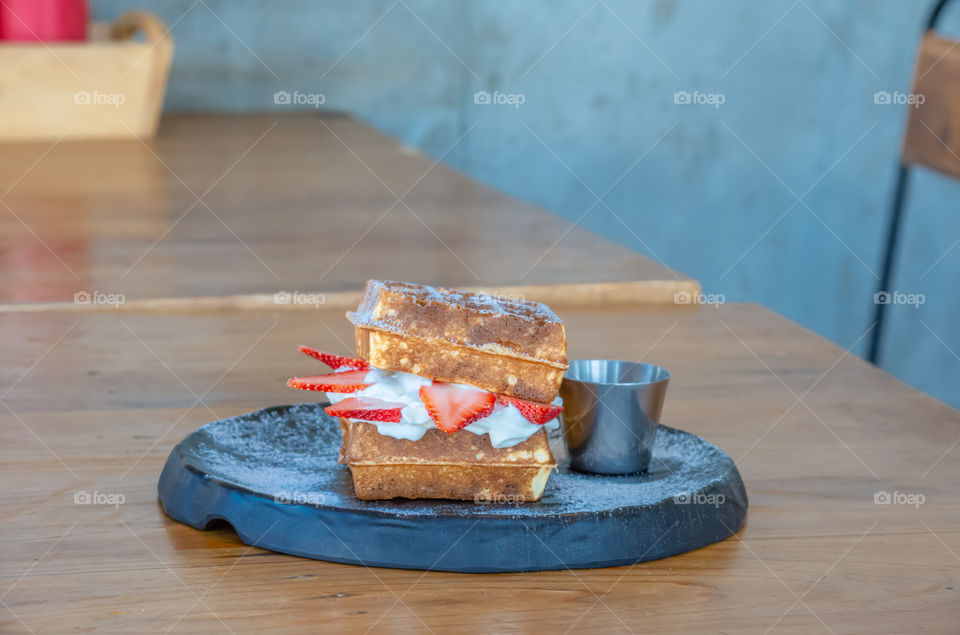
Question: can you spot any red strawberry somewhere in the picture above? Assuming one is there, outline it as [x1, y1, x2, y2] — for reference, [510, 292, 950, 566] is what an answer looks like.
[287, 369, 371, 393]
[298, 345, 369, 370]
[419, 383, 496, 433]
[325, 397, 404, 423]
[496, 395, 563, 425]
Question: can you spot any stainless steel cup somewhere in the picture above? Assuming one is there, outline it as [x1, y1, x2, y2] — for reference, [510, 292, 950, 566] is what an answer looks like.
[559, 360, 670, 474]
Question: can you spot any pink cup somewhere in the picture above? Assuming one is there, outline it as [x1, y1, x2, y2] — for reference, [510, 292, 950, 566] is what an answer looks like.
[0, 0, 88, 42]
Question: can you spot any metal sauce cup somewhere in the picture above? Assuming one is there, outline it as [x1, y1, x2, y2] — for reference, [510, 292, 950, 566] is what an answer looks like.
[559, 360, 670, 474]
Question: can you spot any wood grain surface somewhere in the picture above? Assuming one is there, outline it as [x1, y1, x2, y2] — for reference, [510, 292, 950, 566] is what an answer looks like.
[0, 114, 696, 307]
[1, 304, 957, 633]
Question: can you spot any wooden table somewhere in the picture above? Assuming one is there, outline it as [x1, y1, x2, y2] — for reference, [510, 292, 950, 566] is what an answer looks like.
[0, 113, 697, 309]
[2, 114, 957, 632]
[2, 304, 958, 633]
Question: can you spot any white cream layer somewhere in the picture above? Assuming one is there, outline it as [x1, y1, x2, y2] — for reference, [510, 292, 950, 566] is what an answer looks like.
[326, 368, 560, 448]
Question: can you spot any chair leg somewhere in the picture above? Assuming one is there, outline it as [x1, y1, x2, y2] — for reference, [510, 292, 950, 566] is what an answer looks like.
[927, 0, 953, 30]
[867, 165, 911, 365]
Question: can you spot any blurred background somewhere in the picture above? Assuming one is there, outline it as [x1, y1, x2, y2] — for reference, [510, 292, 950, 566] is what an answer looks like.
[28, 0, 960, 409]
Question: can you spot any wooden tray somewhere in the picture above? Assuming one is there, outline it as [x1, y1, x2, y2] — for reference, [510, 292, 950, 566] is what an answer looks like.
[0, 12, 172, 141]
[158, 403, 748, 573]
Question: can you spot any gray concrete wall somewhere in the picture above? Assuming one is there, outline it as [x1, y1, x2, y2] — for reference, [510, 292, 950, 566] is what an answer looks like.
[92, 0, 960, 408]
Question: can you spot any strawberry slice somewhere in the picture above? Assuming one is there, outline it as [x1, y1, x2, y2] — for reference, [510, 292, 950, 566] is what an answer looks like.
[419, 383, 496, 433]
[325, 397, 404, 423]
[287, 369, 371, 393]
[497, 395, 563, 425]
[298, 345, 369, 370]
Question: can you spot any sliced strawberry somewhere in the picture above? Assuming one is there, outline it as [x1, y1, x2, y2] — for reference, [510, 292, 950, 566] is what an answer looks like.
[419, 383, 496, 433]
[287, 369, 371, 393]
[496, 394, 563, 425]
[298, 345, 369, 370]
[325, 397, 404, 423]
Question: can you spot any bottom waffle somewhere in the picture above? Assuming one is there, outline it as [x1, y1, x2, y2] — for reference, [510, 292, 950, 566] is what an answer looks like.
[338, 419, 557, 501]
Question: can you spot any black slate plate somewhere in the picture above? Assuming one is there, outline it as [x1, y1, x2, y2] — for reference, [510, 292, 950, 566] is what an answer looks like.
[158, 403, 748, 573]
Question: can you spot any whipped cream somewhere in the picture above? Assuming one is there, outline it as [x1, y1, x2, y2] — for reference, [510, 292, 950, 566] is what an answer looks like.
[326, 368, 560, 448]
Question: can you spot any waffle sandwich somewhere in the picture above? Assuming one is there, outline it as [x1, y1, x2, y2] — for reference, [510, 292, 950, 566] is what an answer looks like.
[287, 280, 567, 501]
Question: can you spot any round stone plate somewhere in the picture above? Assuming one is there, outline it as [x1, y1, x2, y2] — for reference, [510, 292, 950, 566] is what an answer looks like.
[158, 403, 747, 573]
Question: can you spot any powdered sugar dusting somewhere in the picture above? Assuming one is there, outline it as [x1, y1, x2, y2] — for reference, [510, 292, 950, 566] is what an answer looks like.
[347, 280, 567, 368]
[176, 403, 740, 519]
[349, 280, 562, 325]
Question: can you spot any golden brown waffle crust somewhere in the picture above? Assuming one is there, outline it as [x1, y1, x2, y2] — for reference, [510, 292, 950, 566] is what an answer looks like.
[348, 279, 568, 402]
[347, 280, 567, 367]
[339, 419, 556, 501]
[348, 464, 553, 501]
[355, 326, 565, 403]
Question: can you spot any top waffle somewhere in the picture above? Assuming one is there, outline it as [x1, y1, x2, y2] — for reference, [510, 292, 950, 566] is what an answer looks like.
[347, 280, 568, 402]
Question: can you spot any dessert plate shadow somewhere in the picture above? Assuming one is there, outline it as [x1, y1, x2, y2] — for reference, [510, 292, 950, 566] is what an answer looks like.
[158, 403, 748, 573]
